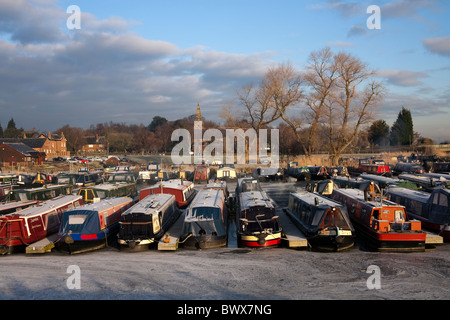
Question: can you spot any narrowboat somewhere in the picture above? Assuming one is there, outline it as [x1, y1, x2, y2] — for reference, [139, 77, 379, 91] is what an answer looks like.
[333, 176, 382, 194]
[137, 163, 160, 183]
[0, 184, 13, 202]
[307, 166, 329, 180]
[285, 191, 355, 251]
[139, 179, 196, 208]
[193, 165, 210, 184]
[0, 195, 84, 254]
[118, 193, 181, 251]
[77, 182, 137, 203]
[56, 197, 134, 254]
[393, 162, 425, 175]
[305, 179, 337, 196]
[398, 173, 447, 192]
[331, 188, 426, 252]
[180, 188, 228, 249]
[350, 158, 391, 176]
[56, 172, 102, 188]
[157, 170, 178, 181]
[359, 173, 419, 189]
[217, 164, 237, 181]
[0, 200, 38, 216]
[327, 166, 349, 177]
[287, 165, 311, 181]
[252, 167, 284, 181]
[235, 177, 263, 196]
[237, 190, 282, 248]
[386, 187, 450, 240]
[10, 184, 74, 201]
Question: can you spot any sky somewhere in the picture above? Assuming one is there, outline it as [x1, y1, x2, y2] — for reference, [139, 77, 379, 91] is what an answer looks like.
[0, 0, 449, 142]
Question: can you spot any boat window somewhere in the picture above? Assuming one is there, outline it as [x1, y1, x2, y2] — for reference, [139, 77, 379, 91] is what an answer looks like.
[311, 209, 324, 226]
[394, 210, 405, 222]
[433, 193, 439, 205]
[68, 215, 88, 225]
[439, 194, 448, 207]
[96, 191, 106, 199]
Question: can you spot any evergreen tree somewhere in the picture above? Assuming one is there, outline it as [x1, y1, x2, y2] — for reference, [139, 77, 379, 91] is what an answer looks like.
[390, 107, 414, 146]
[368, 120, 390, 146]
[4, 118, 21, 138]
[0, 124, 3, 138]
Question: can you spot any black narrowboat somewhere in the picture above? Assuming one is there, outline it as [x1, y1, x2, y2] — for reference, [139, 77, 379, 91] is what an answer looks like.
[285, 191, 355, 251]
[118, 193, 181, 251]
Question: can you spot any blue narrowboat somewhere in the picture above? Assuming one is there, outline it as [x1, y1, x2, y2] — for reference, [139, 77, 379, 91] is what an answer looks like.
[56, 197, 134, 254]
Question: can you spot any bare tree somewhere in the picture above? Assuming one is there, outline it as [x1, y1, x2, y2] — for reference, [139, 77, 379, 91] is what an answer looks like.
[238, 62, 304, 132]
[325, 52, 385, 164]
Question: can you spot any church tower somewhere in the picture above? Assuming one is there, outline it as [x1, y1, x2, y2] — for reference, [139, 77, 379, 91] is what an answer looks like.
[193, 104, 203, 163]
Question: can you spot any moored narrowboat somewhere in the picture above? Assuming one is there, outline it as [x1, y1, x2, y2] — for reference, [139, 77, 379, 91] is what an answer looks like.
[77, 182, 137, 203]
[285, 191, 355, 251]
[118, 193, 181, 251]
[331, 188, 426, 252]
[237, 190, 282, 248]
[10, 184, 74, 201]
[386, 187, 450, 240]
[56, 197, 134, 254]
[0, 195, 84, 254]
[180, 188, 228, 249]
[139, 179, 196, 208]
[217, 164, 237, 181]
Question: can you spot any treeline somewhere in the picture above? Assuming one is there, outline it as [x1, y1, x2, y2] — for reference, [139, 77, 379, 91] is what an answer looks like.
[56, 114, 219, 154]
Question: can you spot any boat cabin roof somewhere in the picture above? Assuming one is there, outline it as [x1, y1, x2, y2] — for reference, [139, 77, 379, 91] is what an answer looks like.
[72, 197, 132, 213]
[123, 193, 174, 216]
[334, 188, 400, 208]
[239, 190, 275, 211]
[290, 191, 344, 209]
[386, 187, 430, 203]
[189, 188, 224, 209]
[7, 195, 82, 218]
[148, 179, 193, 191]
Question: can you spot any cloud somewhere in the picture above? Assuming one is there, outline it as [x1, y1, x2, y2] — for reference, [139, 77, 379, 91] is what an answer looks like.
[0, 0, 66, 44]
[422, 37, 450, 57]
[0, 2, 273, 130]
[375, 70, 429, 87]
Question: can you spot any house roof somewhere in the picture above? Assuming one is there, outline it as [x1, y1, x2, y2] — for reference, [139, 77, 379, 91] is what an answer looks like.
[0, 142, 42, 156]
[0, 138, 46, 149]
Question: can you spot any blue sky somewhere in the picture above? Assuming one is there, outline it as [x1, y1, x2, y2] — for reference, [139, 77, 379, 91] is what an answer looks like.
[0, 0, 449, 142]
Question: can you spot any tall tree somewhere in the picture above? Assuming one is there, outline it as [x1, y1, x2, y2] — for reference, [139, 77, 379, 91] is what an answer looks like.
[4, 118, 22, 138]
[368, 120, 390, 146]
[148, 116, 168, 132]
[390, 107, 414, 146]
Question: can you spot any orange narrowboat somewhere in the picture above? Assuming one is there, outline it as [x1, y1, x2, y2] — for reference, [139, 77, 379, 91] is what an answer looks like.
[331, 188, 426, 252]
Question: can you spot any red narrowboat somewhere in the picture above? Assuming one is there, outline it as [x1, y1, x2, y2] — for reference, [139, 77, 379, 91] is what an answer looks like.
[351, 158, 391, 176]
[331, 188, 426, 252]
[139, 179, 196, 208]
[0, 195, 84, 254]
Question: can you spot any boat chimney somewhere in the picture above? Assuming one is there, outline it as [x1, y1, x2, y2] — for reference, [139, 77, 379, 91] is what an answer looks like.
[314, 197, 319, 206]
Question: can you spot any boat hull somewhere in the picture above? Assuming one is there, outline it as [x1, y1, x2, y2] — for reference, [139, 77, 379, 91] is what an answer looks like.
[238, 232, 282, 248]
[353, 221, 426, 252]
[56, 224, 119, 255]
[307, 234, 355, 252]
[181, 234, 227, 249]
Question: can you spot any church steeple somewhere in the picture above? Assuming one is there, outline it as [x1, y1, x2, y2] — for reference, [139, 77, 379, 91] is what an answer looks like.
[195, 103, 202, 122]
